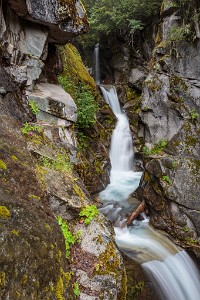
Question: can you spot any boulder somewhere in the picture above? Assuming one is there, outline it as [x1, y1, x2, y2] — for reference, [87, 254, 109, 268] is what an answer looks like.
[29, 83, 77, 122]
[8, 0, 89, 43]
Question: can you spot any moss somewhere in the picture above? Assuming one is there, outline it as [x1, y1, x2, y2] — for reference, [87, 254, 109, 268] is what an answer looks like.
[11, 155, 18, 161]
[0, 272, 6, 287]
[73, 184, 85, 202]
[146, 76, 163, 92]
[58, 0, 88, 29]
[0, 159, 7, 170]
[45, 224, 52, 232]
[58, 43, 96, 98]
[0, 206, 11, 218]
[16, 291, 21, 298]
[28, 194, 41, 201]
[185, 135, 198, 147]
[128, 282, 145, 299]
[97, 242, 121, 275]
[119, 268, 127, 300]
[20, 274, 28, 286]
[11, 229, 19, 236]
[35, 164, 48, 187]
[55, 276, 65, 300]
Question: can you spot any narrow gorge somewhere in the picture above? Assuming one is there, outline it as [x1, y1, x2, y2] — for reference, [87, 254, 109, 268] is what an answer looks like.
[0, 0, 200, 300]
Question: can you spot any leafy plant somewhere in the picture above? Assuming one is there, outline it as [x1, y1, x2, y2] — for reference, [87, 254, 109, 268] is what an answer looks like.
[79, 205, 99, 225]
[29, 100, 39, 115]
[189, 108, 199, 121]
[57, 216, 78, 258]
[21, 122, 43, 135]
[73, 282, 80, 297]
[76, 84, 98, 129]
[77, 131, 89, 150]
[142, 140, 168, 157]
[39, 153, 72, 173]
[81, 0, 162, 39]
[166, 24, 191, 43]
[162, 175, 172, 185]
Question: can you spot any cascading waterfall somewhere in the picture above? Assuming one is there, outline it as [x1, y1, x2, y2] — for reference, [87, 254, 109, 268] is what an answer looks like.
[94, 43, 100, 85]
[99, 85, 200, 300]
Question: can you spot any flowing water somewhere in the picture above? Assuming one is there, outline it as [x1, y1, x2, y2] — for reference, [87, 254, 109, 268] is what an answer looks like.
[99, 85, 200, 300]
[94, 43, 100, 85]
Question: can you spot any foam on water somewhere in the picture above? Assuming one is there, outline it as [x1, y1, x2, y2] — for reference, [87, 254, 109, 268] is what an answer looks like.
[99, 85, 200, 300]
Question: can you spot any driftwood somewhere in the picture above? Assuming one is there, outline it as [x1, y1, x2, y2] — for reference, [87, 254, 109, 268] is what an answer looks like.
[127, 201, 145, 227]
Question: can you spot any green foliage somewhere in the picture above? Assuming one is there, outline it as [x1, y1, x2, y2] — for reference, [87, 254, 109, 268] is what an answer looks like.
[142, 140, 168, 157]
[58, 44, 98, 129]
[21, 122, 44, 135]
[73, 282, 80, 297]
[76, 84, 98, 129]
[58, 74, 98, 129]
[39, 153, 72, 173]
[81, 0, 162, 42]
[166, 24, 191, 43]
[29, 100, 39, 115]
[58, 74, 77, 100]
[162, 175, 172, 185]
[79, 205, 99, 225]
[57, 216, 78, 258]
[189, 108, 199, 121]
[77, 131, 89, 150]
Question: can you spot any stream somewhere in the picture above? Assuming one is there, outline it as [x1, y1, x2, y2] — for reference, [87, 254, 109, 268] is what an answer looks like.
[99, 85, 200, 300]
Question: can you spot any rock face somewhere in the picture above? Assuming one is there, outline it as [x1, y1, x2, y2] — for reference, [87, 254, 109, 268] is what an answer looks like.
[0, 1, 125, 300]
[137, 0, 200, 253]
[0, 114, 75, 300]
[8, 0, 89, 43]
[29, 83, 77, 122]
[0, 0, 88, 106]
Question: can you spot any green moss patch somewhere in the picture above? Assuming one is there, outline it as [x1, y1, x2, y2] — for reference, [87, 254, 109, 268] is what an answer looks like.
[0, 206, 11, 218]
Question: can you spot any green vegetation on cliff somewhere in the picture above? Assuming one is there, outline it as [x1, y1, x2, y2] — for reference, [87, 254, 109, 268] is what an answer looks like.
[81, 0, 162, 44]
[58, 44, 98, 129]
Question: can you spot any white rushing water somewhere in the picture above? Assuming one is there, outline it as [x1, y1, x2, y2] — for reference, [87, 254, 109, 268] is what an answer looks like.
[99, 85, 200, 300]
[94, 43, 100, 85]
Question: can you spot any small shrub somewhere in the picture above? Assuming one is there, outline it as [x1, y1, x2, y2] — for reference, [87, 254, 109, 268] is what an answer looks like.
[79, 205, 99, 225]
[166, 24, 191, 43]
[73, 282, 80, 297]
[189, 108, 199, 121]
[77, 131, 89, 150]
[142, 140, 168, 157]
[162, 175, 172, 185]
[57, 216, 78, 258]
[29, 100, 39, 115]
[39, 153, 72, 173]
[76, 84, 98, 129]
[21, 122, 43, 135]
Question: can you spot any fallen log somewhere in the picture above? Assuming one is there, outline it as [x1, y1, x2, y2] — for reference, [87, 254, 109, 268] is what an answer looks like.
[127, 200, 145, 227]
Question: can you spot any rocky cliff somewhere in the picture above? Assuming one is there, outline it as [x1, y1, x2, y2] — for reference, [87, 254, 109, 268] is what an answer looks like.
[98, 0, 200, 255]
[0, 1, 125, 300]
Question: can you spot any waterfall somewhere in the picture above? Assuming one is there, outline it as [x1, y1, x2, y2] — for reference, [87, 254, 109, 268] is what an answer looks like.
[99, 85, 200, 300]
[99, 86, 142, 204]
[94, 43, 100, 85]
